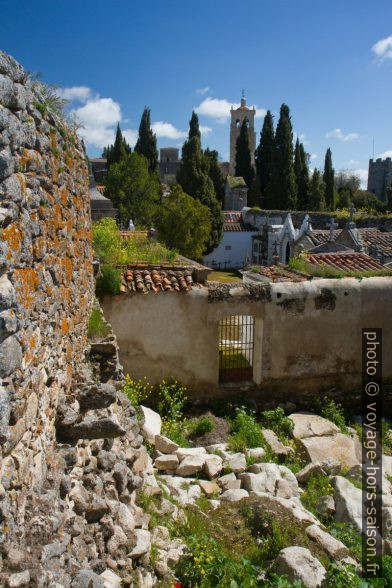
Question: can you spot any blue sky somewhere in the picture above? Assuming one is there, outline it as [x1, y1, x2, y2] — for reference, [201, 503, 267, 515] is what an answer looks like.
[2, 0, 392, 186]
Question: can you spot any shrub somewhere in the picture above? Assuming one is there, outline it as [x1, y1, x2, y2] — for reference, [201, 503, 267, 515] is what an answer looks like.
[96, 265, 122, 296]
[157, 379, 189, 446]
[381, 419, 392, 455]
[87, 307, 110, 339]
[318, 397, 348, 433]
[328, 522, 362, 560]
[92, 217, 123, 266]
[261, 407, 294, 441]
[300, 473, 334, 520]
[189, 416, 215, 437]
[228, 407, 264, 452]
[123, 375, 152, 407]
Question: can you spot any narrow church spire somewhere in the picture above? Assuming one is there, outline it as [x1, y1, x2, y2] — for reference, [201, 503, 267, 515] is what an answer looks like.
[241, 89, 246, 107]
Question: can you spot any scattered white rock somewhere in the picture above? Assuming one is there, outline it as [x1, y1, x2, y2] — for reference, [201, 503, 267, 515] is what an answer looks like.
[198, 480, 220, 496]
[176, 455, 205, 477]
[262, 429, 294, 457]
[220, 489, 249, 502]
[239, 463, 300, 498]
[299, 433, 359, 470]
[154, 435, 179, 454]
[332, 475, 363, 531]
[246, 447, 266, 460]
[306, 524, 349, 559]
[273, 546, 327, 588]
[296, 462, 325, 484]
[175, 447, 207, 461]
[155, 454, 179, 471]
[203, 454, 223, 479]
[224, 453, 246, 474]
[129, 529, 151, 558]
[289, 413, 340, 439]
[206, 443, 228, 454]
[140, 406, 161, 443]
[316, 495, 336, 518]
[7, 571, 30, 588]
[100, 570, 122, 588]
[218, 472, 241, 491]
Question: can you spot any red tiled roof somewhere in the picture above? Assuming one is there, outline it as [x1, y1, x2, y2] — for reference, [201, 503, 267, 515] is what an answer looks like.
[223, 211, 256, 232]
[357, 228, 392, 255]
[121, 268, 194, 293]
[307, 252, 383, 272]
[308, 229, 342, 246]
[247, 266, 309, 283]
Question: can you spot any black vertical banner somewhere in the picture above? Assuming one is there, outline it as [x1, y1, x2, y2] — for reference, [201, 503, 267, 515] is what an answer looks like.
[362, 329, 383, 578]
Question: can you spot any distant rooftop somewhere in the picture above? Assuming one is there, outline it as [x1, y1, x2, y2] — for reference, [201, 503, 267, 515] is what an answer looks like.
[306, 252, 383, 272]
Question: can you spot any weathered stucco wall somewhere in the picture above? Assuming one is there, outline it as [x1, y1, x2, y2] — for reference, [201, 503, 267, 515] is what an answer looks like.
[102, 278, 392, 407]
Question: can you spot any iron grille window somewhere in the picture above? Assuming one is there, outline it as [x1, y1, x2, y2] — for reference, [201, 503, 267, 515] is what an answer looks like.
[219, 315, 254, 383]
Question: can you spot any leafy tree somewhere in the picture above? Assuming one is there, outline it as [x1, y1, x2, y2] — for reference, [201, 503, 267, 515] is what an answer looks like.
[104, 124, 131, 169]
[104, 152, 159, 227]
[294, 141, 310, 210]
[323, 147, 335, 211]
[235, 119, 254, 189]
[154, 185, 212, 259]
[265, 104, 297, 209]
[204, 148, 225, 203]
[335, 170, 361, 194]
[134, 107, 158, 173]
[255, 110, 274, 207]
[308, 169, 326, 211]
[353, 190, 386, 212]
[177, 111, 223, 253]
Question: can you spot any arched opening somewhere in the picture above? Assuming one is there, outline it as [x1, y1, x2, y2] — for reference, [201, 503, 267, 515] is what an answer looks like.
[285, 241, 290, 264]
[219, 315, 254, 383]
[235, 119, 241, 128]
[245, 118, 250, 128]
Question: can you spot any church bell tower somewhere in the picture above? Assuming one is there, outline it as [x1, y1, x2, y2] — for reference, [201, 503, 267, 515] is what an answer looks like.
[229, 92, 256, 174]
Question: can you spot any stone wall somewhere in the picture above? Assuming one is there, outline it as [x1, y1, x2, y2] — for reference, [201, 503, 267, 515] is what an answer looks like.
[0, 52, 169, 587]
[102, 278, 392, 412]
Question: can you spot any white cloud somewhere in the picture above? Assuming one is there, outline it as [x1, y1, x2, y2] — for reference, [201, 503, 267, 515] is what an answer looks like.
[295, 132, 310, 146]
[200, 125, 212, 136]
[310, 153, 318, 160]
[151, 121, 187, 140]
[371, 35, 392, 61]
[71, 96, 124, 149]
[376, 150, 392, 159]
[122, 129, 138, 147]
[348, 159, 359, 165]
[353, 169, 368, 189]
[56, 86, 92, 101]
[196, 86, 210, 95]
[195, 97, 266, 123]
[326, 128, 359, 142]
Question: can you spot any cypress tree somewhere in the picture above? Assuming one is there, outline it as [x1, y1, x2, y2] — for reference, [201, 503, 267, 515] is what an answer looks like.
[135, 107, 158, 173]
[308, 169, 326, 211]
[104, 124, 131, 169]
[294, 139, 310, 210]
[235, 119, 254, 189]
[204, 148, 225, 203]
[255, 110, 274, 206]
[177, 111, 223, 253]
[265, 104, 297, 210]
[323, 148, 335, 211]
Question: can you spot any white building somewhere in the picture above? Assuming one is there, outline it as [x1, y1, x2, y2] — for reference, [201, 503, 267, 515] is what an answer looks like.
[203, 210, 258, 269]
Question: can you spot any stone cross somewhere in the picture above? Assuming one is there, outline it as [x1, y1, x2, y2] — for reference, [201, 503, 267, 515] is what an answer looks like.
[349, 203, 356, 223]
[326, 217, 338, 241]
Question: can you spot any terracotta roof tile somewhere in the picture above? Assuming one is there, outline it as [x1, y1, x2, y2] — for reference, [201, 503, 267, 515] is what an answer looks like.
[308, 229, 342, 246]
[307, 252, 383, 272]
[223, 211, 256, 232]
[120, 267, 194, 294]
[357, 228, 392, 255]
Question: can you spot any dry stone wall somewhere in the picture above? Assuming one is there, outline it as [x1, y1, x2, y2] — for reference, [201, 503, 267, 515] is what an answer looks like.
[0, 52, 170, 587]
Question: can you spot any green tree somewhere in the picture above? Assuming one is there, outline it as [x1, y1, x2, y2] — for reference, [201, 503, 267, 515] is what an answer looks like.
[388, 183, 392, 210]
[323, 148, 335, 211]
[265, 104, 297, 209]
[204, 148, 225, 203]
[255, 109, 274, 207]
[105, 152, 159, 227]
[294, 139, 310, 210]
[177, 111, 223, 253]
[104, 124, 131, 169]
[134, 107, 158, 173]
[155, 185, 212, 259]
[235, 119, 254, 189]
[308, 169, 326, 211]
